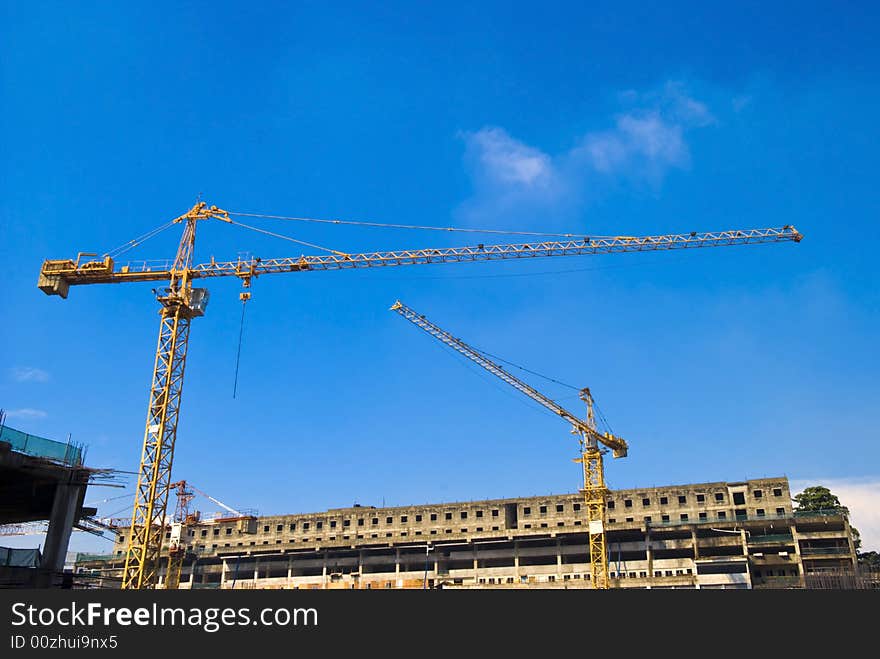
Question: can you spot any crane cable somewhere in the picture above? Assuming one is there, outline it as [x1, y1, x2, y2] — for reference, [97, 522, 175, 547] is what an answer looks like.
[100, 210, 617, 428]
[469, 346, 580, 391]
[85, 492, 133, 507]
[425, 327, 619, 435]
[466, 344, 616, 435]
[592, 402, 615, 437]
[228, 211, 591, 239]
[225, 219, 349, 255]
[428, 338, 569, 427]
[101, 208, 626, 264]
[232, 296, 248, 399]
[103, 220, 177, 259]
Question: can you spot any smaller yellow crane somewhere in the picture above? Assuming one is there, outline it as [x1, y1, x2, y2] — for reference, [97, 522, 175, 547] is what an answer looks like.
[391, 301, 627, 589]
[164, 481, 196, 591]
[164, 480, 246, 589]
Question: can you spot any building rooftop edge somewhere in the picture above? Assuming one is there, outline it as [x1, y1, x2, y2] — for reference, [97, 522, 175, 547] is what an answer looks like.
[244, 476, 791, 520]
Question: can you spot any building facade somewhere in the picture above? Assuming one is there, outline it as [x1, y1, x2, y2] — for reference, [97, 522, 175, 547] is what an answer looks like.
[83, 477, 858, 589]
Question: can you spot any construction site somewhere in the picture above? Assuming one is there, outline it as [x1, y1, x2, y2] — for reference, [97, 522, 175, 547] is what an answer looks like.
[4, 18, 880, 659]
[0, 199, 866, 591]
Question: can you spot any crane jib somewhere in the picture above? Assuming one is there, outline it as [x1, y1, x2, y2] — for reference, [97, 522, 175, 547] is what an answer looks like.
[390, 300, 629, 457]
[38, 225, 802, 297]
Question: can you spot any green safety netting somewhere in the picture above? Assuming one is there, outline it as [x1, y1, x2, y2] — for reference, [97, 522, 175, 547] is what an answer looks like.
[0, 547, 42, 568]
[0, 424, 83, 466]
[74, 553, 115, 563]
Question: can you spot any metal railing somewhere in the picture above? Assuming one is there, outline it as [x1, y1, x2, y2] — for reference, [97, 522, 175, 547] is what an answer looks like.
[749, 534, 794, 545]
[794, 508, 847, 518]
[801, 546, 850, 555]
[74, 553, 116, 564]
[647, 513, 790, 528]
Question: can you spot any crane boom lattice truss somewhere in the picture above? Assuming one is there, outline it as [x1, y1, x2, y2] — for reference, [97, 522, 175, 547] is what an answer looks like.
[36, 201, 802, 589]
[38, 225, 802, 293]
[390, 301, 626, 588]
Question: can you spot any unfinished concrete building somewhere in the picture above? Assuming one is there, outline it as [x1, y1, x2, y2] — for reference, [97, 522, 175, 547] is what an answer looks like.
[82, 476, 858, 589]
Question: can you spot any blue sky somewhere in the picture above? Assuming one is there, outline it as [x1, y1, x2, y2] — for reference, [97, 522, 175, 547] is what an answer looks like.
[2, 2, 878, 552]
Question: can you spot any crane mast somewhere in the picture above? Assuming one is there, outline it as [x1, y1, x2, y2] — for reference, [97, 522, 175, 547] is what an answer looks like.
[36, 200, 802, 589]
[120, 203, 227, 590]
[390, 301, 625, 588]
[164, 480, 195, 591]
[575, 387, 612, 589]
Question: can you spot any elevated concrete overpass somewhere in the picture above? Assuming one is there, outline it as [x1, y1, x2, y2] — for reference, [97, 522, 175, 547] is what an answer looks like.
[0, 424, 98, 587]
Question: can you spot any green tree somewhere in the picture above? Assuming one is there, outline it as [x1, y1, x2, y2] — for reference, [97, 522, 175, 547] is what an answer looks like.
[793, 485, 846, 512]
[858, 551, 879, 568]
[794, 485, 861, 551]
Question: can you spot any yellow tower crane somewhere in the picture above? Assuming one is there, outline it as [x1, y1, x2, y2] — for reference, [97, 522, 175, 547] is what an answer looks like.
[390, 301, 628, 589]
[37, 201, 802, 588]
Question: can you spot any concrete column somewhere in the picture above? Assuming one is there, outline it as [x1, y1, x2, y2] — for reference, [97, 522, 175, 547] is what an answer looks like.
[472, 544, 479, 583]
[322, 551, 328, 590]
[422, 546, 434, 589]
[37, 481, 84, 587]
[691, 529, 700, 559]
[287, 555, 293, 586]
[188, 561, 195, 587]
[740, 529, 752, 588]
[513, 541, 520, 581]
[395, 548, 401, 575]
[645, 530, 653, 586]
[253, 558, 259, 583]
[556, 538, 563, 578]
[221, 558, 227, 588]
[791, 524, 806, 588]
[844, 517, 859, 570]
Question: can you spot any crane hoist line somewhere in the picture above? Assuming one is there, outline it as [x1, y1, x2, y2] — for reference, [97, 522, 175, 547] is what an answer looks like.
[36, 201, 803, 589]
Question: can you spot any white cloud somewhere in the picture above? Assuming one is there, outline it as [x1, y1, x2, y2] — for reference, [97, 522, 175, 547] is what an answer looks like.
[576, 111, 688, 174]
[790, 477, 880, 552]
[4, 408, 48, 420]
[459, 81, 715, 221]
[662, 81, 716, 126]
[619, 114, 687, 163]
[465, 127, 555, 187]
[10, 367, 49, 383]
[459, 127, 566, 221]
